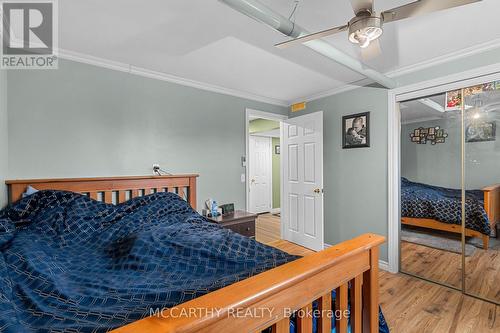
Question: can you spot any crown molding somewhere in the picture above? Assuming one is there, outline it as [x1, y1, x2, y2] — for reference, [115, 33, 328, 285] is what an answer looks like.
[59, 49, 132, 74]
[385, 37, 500, 78]
[57, 49, 289, 107]
[290, 83, 361, 105]
[294, 38, 500, 104]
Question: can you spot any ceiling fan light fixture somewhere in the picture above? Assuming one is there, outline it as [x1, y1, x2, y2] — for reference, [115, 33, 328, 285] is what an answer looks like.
[355, 34, 371, 48]
[348, 15, 383, 48]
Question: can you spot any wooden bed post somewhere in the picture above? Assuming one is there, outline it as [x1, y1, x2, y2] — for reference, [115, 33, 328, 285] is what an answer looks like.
[483, 184, 500, 237]
[363, 246, 379, 332]
[188, 176, 197, 210]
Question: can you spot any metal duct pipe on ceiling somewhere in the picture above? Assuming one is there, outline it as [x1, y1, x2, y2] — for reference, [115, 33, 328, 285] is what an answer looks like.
[219, 0, 397, 89]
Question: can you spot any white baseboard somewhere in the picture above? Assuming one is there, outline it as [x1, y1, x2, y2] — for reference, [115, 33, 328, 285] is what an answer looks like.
[378, 260, 390, 272]
[324, 243, 390, 271]
[271, 208, 281, 214]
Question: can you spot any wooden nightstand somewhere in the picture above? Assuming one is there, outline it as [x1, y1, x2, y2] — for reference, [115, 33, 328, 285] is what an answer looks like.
[208, 210, 257, 238]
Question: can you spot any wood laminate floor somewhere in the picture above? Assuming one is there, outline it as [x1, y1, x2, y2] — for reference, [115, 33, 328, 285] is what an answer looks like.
[255, 213, 281, 244]
[256, 214, 500, 332]
[401, 240, 500, 302]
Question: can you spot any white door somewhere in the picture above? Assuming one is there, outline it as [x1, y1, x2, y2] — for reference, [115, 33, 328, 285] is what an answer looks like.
[249, 135, 272, 214]
[282, 111, 323, 251]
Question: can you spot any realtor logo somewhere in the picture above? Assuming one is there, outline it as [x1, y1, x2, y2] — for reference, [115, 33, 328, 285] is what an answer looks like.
[1, 0, 58, 69]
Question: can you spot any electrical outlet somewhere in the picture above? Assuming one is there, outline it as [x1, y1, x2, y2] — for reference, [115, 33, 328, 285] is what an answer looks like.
[152, 164, 160, 173]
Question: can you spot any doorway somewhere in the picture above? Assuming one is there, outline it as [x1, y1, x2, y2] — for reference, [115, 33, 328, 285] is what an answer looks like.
[246, 109, 324, 252]
[246, 109, 286, 245]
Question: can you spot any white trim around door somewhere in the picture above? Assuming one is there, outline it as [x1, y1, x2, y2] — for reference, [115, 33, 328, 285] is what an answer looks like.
[245, 109, 288, 214]
[387, 62, 500, 274]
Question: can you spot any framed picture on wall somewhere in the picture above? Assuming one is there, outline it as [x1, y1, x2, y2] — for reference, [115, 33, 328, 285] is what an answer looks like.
[466, 121, 496, 142]
[342, 112, 370, 149]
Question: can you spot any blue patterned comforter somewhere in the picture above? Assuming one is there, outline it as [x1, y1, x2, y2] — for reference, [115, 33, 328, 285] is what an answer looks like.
[0, 190, 389, 332]
[401, 178, 490, 235]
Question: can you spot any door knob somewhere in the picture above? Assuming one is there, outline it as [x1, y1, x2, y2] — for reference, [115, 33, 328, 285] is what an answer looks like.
[313, 188, 321, 194]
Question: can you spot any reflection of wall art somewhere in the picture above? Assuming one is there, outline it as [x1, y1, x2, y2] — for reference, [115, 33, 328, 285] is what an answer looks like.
[445, 90, 462, 111]
[464, 85, 484, 97]
[482, 82, 495, 91]
[445, 81, 500, 110]
[410, 126, 448, 145]
[466, 121, 496, 143]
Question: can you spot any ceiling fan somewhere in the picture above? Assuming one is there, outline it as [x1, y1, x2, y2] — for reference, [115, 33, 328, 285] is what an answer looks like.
[276, 0, 481, 49]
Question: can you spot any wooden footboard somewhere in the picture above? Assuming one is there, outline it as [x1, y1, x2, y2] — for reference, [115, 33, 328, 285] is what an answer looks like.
[401, 217, 489, 249]
[112, 234, 385, 333]
[483, 184, 500, 232]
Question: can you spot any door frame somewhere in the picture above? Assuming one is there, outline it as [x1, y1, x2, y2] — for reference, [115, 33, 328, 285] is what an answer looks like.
[248, 134, 273, 213]
[245, 109, 288, 215]
[387, 62, 500, 274]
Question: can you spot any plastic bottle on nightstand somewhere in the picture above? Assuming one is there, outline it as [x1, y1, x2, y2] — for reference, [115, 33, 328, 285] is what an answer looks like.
[211, 201, 218, 218]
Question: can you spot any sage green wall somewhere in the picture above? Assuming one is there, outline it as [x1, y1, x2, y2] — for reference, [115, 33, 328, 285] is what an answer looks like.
[6, 59, 287, 210]
[290, 87, 389, 260]
[272, 137, 280, 209]
[402, 117, 500, 190]
[249, 118, 279, 133]
[402, 119, 462, 189]
[0, 70, 7, 209]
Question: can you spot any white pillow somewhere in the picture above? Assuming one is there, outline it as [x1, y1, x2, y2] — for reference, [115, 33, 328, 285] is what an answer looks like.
[22, 185, 39, 198]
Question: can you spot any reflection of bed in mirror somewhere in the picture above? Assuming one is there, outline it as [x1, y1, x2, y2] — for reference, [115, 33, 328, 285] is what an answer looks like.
[401, 178, 500, 250]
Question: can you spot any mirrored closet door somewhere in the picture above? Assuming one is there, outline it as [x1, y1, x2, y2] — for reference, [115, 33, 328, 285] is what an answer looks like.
[399, 79, 500, 305]
[464, 87, 500, 303]
[399, 93, 463, 289]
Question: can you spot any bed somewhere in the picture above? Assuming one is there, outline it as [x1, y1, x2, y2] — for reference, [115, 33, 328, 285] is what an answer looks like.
[401, 178, 500, 250]
[2, 175, 386, 333]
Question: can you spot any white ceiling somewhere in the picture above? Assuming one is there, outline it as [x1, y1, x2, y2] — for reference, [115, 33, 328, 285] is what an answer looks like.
[400, 94, 446, 124]
[59, 0, 500, 105]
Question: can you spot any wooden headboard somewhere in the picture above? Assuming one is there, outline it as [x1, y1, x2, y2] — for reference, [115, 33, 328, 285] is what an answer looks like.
[5, 175, 199, 209]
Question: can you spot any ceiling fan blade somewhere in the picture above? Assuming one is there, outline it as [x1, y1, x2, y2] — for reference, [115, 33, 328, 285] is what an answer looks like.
[275, 25, 348, 49]
[382, 0, 481, 23]
[349, 0, 373, 14]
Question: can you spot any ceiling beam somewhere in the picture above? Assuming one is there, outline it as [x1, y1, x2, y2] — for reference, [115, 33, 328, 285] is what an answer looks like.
[219, 0, 398, 89]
